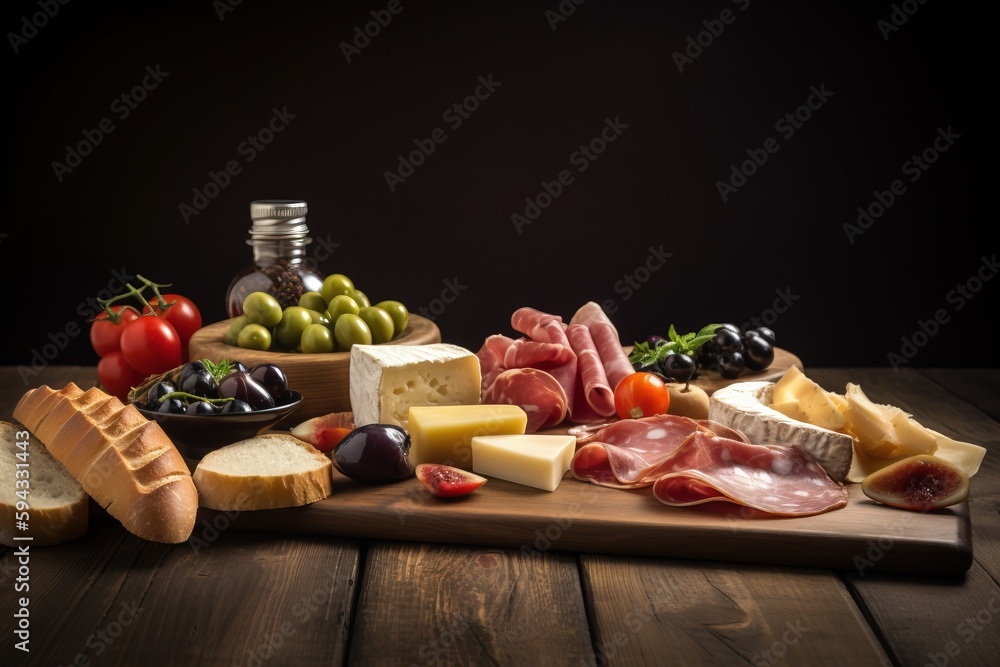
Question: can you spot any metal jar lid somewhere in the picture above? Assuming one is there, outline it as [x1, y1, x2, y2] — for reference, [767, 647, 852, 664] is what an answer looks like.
[247, 199, 312, 246]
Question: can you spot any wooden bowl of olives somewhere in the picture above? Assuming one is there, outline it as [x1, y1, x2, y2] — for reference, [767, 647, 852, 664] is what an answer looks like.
[187, 314, 442, 423]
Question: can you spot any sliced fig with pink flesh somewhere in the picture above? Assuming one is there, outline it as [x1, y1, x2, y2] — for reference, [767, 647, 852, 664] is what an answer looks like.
[416, 464, 487, 498]
[862, 454, 969, 511]
[291, 412, 356, 452]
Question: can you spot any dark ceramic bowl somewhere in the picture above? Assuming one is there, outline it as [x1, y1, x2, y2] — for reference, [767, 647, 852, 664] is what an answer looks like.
[138, 391, 303, 462]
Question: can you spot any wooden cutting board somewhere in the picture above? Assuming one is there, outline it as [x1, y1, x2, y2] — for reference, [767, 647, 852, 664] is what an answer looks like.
[199, 468, 971, 576]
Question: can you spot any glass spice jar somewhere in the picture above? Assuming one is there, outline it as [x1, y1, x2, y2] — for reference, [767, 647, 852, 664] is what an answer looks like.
[226, 199, 326, 318]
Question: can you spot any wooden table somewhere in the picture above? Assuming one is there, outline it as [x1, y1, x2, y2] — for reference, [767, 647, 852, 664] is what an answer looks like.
[2, 366, 998, 666]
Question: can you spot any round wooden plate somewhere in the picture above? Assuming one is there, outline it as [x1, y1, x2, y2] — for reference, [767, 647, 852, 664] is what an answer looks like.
[623, 345, 803, 395]
[187, 314, 441, 424]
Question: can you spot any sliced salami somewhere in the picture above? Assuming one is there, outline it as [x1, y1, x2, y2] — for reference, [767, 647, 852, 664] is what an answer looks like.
[651, 432, 848, 516]
[570, 414, 740, 488]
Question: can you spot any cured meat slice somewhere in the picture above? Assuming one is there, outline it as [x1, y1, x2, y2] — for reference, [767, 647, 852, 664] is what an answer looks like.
[510, 307, 577, 417]
[477, 334, 515, 392]
[503, 338, 576, 371]
[481, 367, 569, 433]
[651, 431, 848, 516]
[566, 324, 615, 421]
[569, 302, 634, 392]
[570, 414, 742, 488]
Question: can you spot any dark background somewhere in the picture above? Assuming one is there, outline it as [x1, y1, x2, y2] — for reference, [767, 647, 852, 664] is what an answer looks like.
[4, 0, 997, 375]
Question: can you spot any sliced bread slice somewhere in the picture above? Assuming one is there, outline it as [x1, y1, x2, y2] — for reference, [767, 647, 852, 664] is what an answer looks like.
[1, 421, 89, 547]
[192, 433, 333, 511]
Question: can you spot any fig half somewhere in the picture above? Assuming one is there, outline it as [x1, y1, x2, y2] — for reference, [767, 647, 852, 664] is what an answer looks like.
[861, 454, 969, 511]
[416, 464, 487, 498]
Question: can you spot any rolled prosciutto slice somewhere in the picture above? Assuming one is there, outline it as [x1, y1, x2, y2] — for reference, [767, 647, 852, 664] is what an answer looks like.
[482, 367, 569, 433]
[477, 334, 516, 392]
[651, 432, 848, 516]
[566, 324, 615, 421]
[569, 301, 634, 392]
[510, 307, 578, 416]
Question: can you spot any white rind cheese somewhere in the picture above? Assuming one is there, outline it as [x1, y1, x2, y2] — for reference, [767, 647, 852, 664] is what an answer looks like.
[349, 344, 482, 430]
[709, 381, 855, 482]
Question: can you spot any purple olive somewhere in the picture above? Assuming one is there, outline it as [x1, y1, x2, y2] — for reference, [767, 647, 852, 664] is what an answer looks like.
[249, 363, 288, 399]
[217, 372, 274, 411]
[333, 424, 414, 484]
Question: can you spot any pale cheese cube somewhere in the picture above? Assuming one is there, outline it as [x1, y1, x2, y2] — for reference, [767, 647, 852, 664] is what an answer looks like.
[407, 404, 527, 469]
[349, 343, 481, 430]
[471, 434, 576, 492]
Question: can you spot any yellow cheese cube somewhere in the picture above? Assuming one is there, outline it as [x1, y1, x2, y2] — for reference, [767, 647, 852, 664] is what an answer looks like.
[407, 405, 527, 468]
[471, 434, 577, 492]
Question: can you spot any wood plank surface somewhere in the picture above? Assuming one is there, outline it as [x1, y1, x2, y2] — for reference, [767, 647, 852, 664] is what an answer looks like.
[208, 463, 971, 576]
[578, 556, 890, 666]
[0, 505, 361, 667]
[348, 542, 595, 666]
[807, 368, 1000, 667]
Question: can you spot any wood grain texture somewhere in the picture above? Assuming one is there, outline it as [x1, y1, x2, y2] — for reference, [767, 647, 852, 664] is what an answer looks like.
[0, 512, 361, 667]
[808, 368, 1000, 667]
[208, 466, 971, 575]
[348, 542, 594, 666]
[579, 556, 890, 666]
[188, 314, 441, 422]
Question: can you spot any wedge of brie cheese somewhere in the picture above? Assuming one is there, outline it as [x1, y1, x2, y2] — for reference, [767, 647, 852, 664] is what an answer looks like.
[349, 343, 482, 430]
[709, 381, 854, 482]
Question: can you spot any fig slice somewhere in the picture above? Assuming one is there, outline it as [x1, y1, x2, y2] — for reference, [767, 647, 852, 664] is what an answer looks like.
[415, 464, 487, 498]
[861, 454, 969, 511]
[291, 412, 356, 453]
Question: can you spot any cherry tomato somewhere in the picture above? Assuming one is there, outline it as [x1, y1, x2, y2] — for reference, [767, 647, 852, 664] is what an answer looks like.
[614, 372, 670, 420]
[120, 315, 183, 375]
[97, 351, 148, 402]
[142, 293, 202, 350]
[89, 306, 140, 358]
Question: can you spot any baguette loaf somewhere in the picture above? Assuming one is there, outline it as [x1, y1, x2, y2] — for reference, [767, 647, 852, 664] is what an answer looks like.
[193, 433, 333, 511]
[13, 383, 198, 544]
[1, 421, 88, 547]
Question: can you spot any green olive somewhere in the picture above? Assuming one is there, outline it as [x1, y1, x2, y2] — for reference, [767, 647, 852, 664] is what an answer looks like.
[350, 289, 371, 308]
[242, 291, 283, 327]
[304, 307, 331, 327]
[334, 313, 372, 350]
[375, 300, 409, 336]
[298, 291, 327, 313]
[358, 306, 395, 344]
[325, 294, 360, 323]
[321, 273, 355, 303]
[301, 323, 336, 354]
[223, 315, 251, 345]
[237, 323, 272, 351]
[274, 306, 314, 349]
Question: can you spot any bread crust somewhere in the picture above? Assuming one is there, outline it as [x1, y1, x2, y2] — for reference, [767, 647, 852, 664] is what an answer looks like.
[12, 384, 198, 544]
[193, 434, 333, 511]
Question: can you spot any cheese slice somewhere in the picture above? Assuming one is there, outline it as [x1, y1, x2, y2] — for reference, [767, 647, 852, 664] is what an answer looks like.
[471, 434, 576, 492]
[407, 404, 527, 469]
[845, 429, 986, 483]
[349, 343, 482, 430]
[771, 366, 847, 431]
[708, 381, 854, 482]
[843, 383, 938, 458]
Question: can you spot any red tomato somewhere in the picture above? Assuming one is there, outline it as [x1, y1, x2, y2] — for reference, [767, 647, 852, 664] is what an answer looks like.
[89, 306, 140, 357]
[97, 351, 148, 402]
[614, 372, 670, 420]
[120, 315, 183, 375]
[142, 293, 202, 348]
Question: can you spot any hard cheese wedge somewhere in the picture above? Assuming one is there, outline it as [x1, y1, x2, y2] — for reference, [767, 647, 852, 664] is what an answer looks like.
[471, 434, 576, 492]
[349, 343, 482, 430]
[408, 405, 527, 469]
